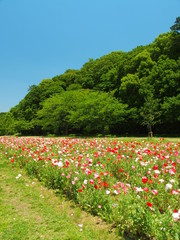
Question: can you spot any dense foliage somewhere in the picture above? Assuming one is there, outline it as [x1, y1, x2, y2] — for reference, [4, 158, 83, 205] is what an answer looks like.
[0, 20, 179, 136]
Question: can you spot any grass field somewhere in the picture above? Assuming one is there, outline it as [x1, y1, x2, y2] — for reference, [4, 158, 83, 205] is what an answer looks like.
[0, 152, 119, 240]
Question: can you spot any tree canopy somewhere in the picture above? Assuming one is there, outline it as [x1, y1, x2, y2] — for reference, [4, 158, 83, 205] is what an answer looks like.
[170, 17, 180, 34]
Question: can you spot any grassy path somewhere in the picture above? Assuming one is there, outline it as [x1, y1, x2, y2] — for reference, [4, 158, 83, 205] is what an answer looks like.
[0, 154, 119, 240]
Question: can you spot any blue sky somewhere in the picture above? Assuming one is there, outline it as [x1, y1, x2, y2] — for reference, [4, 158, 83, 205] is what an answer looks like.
[0, 0, 179, 112]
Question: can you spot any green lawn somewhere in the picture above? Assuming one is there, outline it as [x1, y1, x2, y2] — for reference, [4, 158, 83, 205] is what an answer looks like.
[0, 153, 119, 240]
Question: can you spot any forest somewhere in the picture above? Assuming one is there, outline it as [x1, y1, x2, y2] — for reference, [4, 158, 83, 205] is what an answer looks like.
[0, 18, 179, 136]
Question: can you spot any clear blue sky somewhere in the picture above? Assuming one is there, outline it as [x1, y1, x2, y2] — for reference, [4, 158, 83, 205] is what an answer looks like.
[0, 0, 179, 112]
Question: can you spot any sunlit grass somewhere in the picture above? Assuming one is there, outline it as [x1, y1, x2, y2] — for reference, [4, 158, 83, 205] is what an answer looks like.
[0, 153, 119, 240]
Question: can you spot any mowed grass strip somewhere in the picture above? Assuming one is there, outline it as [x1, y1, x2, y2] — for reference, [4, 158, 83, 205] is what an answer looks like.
[0, 154, 119, 240]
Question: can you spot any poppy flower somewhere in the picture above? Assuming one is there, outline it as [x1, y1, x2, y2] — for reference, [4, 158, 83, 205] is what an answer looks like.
[106, 190, 110, 195]
[65, 159, 70, 167]
[153, 165, 158, 170]
[102, 182, 108, 188]
[147, 202, 152, 207]
[143, 187, 149, 192]
[89, 179, 94, 184]
[114, 189, 120, 195]
[172, 212, 179, 222]
[171, 190, 179, 195]
[165, 183, 172, 191]
[83, 179, 88, 185]
[152, 189, 158, 195]
[142, 176, 148, 184]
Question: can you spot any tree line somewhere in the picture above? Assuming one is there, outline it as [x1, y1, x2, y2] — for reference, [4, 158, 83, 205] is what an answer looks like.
[0, 18, 179, 136]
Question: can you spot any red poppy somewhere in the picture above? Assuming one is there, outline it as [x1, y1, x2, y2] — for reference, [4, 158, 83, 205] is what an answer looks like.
[153, 165, 158, 170]
[142, 176, 148, 184]
[65, 159, 70, 167]
[154, 174, 159, 179]
[171, 190, 179, 195]
[147, 202, 152, 207]
[90, 179, 94, 184]
[143, 187, 149, 192]
[102, 182, 108, 188]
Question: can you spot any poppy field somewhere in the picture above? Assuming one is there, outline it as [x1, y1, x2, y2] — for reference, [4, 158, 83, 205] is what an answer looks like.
[0, 136, 179, 239]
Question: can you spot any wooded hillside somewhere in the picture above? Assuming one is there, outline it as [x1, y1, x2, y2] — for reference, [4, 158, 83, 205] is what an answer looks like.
[0, 23, 179, 136]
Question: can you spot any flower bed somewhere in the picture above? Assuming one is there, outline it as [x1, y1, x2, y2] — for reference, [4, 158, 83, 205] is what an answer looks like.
[0, 136, 179, 239]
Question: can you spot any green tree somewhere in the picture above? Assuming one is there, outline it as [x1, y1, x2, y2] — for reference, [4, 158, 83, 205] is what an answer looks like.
[69, 91, 127, 135]
[37, 90, 127, 136]
[0, 112, 6, 135]
[170, 17, 180, 34]
[140, 94, 160, 137]
[119, 74, 141, 109]
[0, 112, 15, 135]
[37, 91, 79, 135]
[161, 94, 180, 123]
